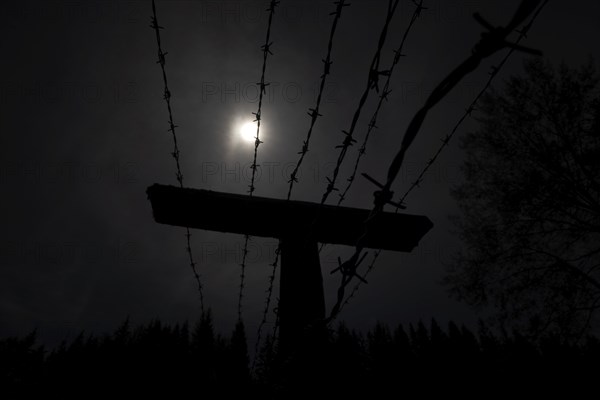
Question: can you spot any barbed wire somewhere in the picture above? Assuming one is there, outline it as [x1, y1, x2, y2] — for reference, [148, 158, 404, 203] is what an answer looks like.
[340, 0, 551, 314]
[327, 0, 549, 323]
[254, 0, 401, 358]
[337, 250, 381, 313]
[395, 0, 549, 209]
[237, 0, 281, 323]
[150, 0, 204, 314]
[251, 247, 280, 372]
[320, 0, 401, 206]
[263, 0, 401, 349]
[337, 0, 426, 207]
[271, 298, 280, 344]
[314, 0, 400, 256]
[252, 0, 350, 370]
[287, 0, 351, 200]
[260, 0, 402, 346]
[316, 0, 425, 256]
[238, 234, 251, 321]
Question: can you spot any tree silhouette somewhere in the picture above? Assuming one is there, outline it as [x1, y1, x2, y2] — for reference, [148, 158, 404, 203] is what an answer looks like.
[446, 58, 600, 341]
[2, 317, 600, 396]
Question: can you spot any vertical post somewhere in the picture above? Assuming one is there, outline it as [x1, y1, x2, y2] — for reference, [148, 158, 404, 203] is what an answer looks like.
[278, 234, 326, 355]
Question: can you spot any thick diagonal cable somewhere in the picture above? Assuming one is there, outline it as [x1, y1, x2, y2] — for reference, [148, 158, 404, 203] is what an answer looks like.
[150, 0, 204, 314]
[339, 1, 550, 313]
[319, 0, 401, 206]
[396, 0, 549, 209]
[327, 0, 549, 323]
[252, 0, 350, 370]
[238, 0, 281, 323]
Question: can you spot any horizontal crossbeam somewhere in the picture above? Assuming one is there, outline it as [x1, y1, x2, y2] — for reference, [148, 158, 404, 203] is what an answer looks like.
[147, 184, 433, 252]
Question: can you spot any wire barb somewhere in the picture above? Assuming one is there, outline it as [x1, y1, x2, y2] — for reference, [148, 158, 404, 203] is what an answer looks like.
[331, 253, 369, 284]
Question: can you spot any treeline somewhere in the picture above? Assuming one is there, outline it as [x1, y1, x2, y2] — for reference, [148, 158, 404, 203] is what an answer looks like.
[2, 315, 599, 398]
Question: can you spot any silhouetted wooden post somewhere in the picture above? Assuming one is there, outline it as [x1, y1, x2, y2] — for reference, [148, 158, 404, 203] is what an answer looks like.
[147, 184, 433, 352]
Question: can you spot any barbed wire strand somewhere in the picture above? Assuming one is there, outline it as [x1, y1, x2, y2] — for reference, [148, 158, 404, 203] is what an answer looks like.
[251, 247, 280, 371]
[342, 0, 553, 311]
[254, 0, 401, 359]
[269, 0, 401, 346]
[317, 0, 426, 254]
[327, 0, 549, 323]
[320, 0, 401, 206]
[341, 0, 550, 313]
[261, 0, 402, 347]
[252, 0, 350, 371]
[396, 0, 549, 210]
[150, 0, 204, 314]
[237, 0, 281, 324]
[337, 0, 426, 207]
[287, 0, 351, 200]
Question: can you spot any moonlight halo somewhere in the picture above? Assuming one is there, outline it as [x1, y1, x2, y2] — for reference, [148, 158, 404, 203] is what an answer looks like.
[239, 121, 257, 143]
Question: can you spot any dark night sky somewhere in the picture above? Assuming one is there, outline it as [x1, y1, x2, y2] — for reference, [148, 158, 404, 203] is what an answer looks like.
[1, 0, 599, 347]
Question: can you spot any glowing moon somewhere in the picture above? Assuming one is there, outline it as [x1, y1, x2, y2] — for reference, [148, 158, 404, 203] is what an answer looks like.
[239, 121, 257, 143]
